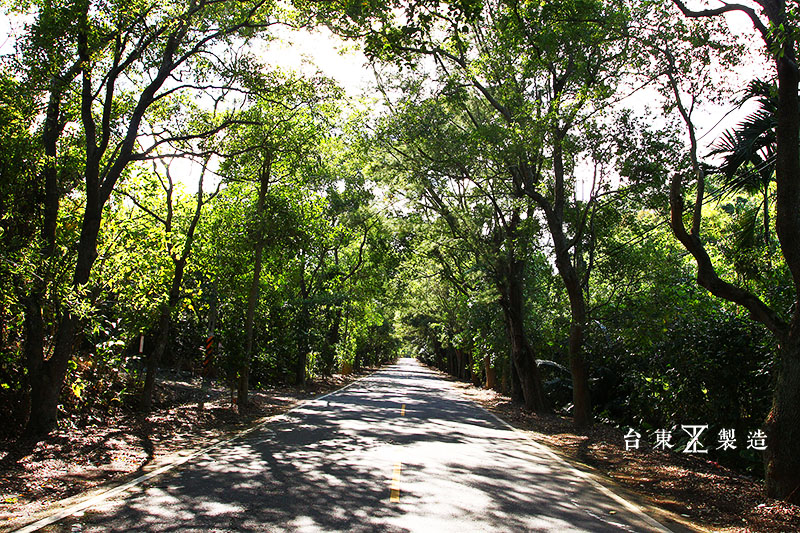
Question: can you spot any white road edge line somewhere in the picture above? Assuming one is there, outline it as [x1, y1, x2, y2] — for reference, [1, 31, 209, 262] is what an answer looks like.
[445, 383, 674, 533]
[11, 366, 383, 533]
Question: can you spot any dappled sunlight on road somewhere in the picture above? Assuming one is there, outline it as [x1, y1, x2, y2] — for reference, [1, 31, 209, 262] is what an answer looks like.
[48, 359, 667, 532]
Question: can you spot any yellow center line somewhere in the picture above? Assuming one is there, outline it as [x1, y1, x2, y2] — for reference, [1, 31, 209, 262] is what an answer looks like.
[389, 404, 405, 502]
[390, 462, 402, 502]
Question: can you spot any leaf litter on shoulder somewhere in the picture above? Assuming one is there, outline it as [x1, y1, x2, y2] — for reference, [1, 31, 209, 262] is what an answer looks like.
[446, 376, 799, 533]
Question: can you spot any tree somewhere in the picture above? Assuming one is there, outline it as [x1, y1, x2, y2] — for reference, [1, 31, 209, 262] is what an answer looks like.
[371, 88, 550, 411]
[13, 0, 280, 437]
[218, 71, 342, 404]
[666, 0, 800, 503]
[709, 79, 777, 246]
[359, 0, 630, 425]
[121, 155, 220, 410]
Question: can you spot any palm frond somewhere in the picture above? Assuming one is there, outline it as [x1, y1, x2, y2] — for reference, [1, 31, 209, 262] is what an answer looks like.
[707, 79, 777, 197]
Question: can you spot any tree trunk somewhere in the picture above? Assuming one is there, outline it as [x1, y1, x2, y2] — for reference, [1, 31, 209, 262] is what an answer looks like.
[24, 361, 65, 438]
[765, 332, 800, 504]
[547, 142, 592, 426]
[469, 350, 481, 386]
[26, 309, 81, 436]
[517, 127, 593, 426]
[238, 238, 264, 407]
[500, 260, 548, 413]
[142, 158, 212, 410]
[294, 263, 310, 385]
[484, 354, 497, 390]
[434, 338, 444, 371]
[510, 355, 523, 404]
[21, 295, 45, 434]
[294, 321, 308, 385]
[141, 306, 170, 410]
[25, 199, 102, 437]
[238, 159, 271, 407]
[558, 260, 592, 427]
[21, 85, 75, 438]
[321, 308, 342, 376]
[506, 314, 547, 412]
[766, 27, 800, 505]
[23, 292, 58, 437]
[142, 255, 187, 410]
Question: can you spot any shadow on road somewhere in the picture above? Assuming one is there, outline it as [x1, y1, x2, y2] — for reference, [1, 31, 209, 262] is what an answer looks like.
[50, 359, 661, 532]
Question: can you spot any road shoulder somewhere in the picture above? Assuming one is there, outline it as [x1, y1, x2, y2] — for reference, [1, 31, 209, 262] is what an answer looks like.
[1, 368, 383, 533]
[432, 364, 799, 533]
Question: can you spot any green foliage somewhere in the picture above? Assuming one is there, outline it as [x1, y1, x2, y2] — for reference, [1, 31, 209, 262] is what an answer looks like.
[0, 0, 788, 487]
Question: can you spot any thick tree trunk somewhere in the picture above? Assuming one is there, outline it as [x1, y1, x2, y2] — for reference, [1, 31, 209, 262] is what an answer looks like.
[510, 354, 524, 403]
[501, 261, 548, 413]
[294, 330, 308, 385]
[23, 294, 61, 437]
[769, 56, 800, 502]
[506, 314, 547, 412]
[26, 307, 80, 436]
[22, 83, 73, 438]
[24, 361, 65, 437]
[765, 333, 800, 504]
[766, 29, 800, 506]
[21, 295, 45, 433]
[25, 200, 101, 437]
[546, 144, 592, 427]
[559, 262, 592, 427]
[517, 127, 593, 426]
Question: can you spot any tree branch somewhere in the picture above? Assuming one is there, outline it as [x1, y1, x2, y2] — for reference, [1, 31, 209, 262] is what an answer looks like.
[669, 172, 788, 338]
[671, 0, 769, 41]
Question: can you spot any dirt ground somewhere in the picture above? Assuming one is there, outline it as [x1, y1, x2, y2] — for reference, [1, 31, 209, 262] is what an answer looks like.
[442, 374, 800, 533]
[2, 365, 799, 532]
[0, 371, 366, 531]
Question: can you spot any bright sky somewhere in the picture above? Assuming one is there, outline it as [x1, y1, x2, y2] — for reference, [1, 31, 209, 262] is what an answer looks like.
[700, 9, 772, 135]
[0, 13, 15, 55]
[0, 12, 376, 100]
[263, 26, 376, 99]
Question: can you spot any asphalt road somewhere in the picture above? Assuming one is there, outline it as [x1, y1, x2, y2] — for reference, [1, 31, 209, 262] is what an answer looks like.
[38, 358, 671, 532]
